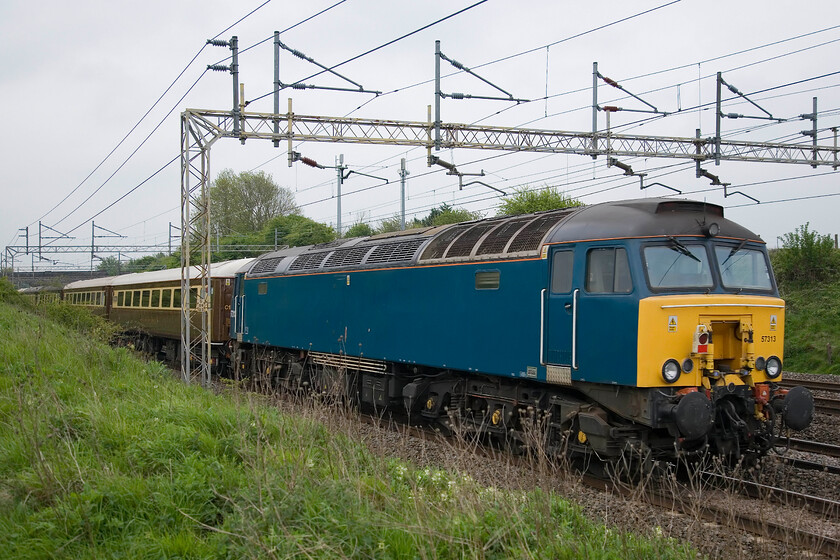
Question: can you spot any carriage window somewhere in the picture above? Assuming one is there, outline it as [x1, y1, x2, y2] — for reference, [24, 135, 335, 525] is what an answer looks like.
[550, 251, 574, 293]
[586, 248, 632, 293]
[117, 291, 124, 307]
[151, 289, 160, 308]
[190, 287, 198, 309]
[141, 290, 150, 307]
[132, 291, 141, 307]
[161, 289, 172, 308]
[172, 288, 181, 308]
[644, 244, 712, 289]
[475, 271, 500, 290]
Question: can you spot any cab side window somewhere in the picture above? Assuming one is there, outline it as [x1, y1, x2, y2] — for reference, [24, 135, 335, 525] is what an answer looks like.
[586, 247, 632, 293]
[550, 250, 574, 293]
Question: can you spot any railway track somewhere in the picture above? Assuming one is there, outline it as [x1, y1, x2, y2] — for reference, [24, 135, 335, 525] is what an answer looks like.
[781, 377, 840, 394]
[785, 437, 840, 458]
[357, 409, 840, 558]
[584, 472, 840, 558]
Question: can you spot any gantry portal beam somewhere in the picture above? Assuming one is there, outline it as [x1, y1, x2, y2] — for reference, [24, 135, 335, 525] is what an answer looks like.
[184, 106, 840, 167]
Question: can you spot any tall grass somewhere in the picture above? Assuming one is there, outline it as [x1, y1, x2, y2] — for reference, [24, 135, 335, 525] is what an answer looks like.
[0, 282, 695, 558]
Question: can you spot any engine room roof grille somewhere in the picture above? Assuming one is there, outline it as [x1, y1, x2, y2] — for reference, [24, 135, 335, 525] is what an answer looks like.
[324, 246, 371, 268]
[506, 211, 574, 253]
[445, 223, 498, 258]
[475, 217, 533, 256]
[251, 256, 286, 274]
[289, 251, 330, 271]
[419, 224, 472, 261]
[365, 239, 425, 265]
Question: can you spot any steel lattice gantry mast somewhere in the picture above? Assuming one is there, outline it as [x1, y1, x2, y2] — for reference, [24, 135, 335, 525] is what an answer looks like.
[179, 103, 840, 381]
[180, 112, 223, 386]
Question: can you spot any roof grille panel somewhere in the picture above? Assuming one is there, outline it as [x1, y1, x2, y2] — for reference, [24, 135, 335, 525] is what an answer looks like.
[475, 217, 533, 256]
[445, 223, 498, 258]
[289, 251, 330, 271]
[366, 239, 425, 265]
[324, 246, 371, 268]
[419, 225, 471, 260]
[506, 211, 574, 253]
[251, 256, 286, 274]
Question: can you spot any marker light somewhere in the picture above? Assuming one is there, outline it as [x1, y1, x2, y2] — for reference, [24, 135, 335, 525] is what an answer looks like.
[682, 358, 694, 373]
[765, 356, 782, 379]
[662, 359, 681, 384]
[755, 356, 766, 371]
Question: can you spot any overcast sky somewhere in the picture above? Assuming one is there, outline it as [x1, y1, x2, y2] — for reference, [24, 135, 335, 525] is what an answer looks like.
[2, 0, 838, 270]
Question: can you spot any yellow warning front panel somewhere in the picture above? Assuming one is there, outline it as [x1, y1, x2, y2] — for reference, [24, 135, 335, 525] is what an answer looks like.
[636, 294, 785, 387]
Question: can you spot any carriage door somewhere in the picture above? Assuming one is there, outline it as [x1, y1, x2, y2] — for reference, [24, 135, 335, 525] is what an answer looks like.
[233, 273, 246, 341]
[543, 248, 578, 380]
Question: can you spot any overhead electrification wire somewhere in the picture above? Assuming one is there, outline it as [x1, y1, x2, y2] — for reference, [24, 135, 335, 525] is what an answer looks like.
[49, 69, 209, 231]
[246, 0, 491, 106]
[31, 0, 274, 230]
[209, 0, 349, 65]
[44, 1, 346, 243]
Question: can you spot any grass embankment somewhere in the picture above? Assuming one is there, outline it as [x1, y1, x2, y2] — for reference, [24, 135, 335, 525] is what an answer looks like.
[781, 276, 840, 376]
[0, 285, 693, 559]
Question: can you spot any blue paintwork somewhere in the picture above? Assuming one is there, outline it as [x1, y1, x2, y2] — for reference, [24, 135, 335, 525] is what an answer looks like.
[235, 238, 648, 387]
[237, 258, 551, 381]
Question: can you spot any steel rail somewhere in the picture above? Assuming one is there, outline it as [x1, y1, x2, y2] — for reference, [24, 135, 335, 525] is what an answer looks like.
[785, 438, 840, 458]
[775, 455, 840, 476]
[582, 473, 840, 558]
[704, 471, 840, 520]
[781, 378, 840, 394]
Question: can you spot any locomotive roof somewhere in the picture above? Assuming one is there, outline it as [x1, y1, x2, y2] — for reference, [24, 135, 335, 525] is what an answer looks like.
[245, 197, 763, 277]
[64, 258, 254, 290]
[543, 198, 761, 244]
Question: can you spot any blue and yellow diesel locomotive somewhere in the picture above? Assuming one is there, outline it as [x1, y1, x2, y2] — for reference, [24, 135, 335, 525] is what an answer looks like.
[231, 198, 814, 463]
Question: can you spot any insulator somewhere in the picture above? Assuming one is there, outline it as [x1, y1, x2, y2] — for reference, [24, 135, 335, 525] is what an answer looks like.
[206, 39, 229, 47]
[207, 64, 231, 72]
[603, 77, 619, 88]
[801, 130, 816, 137]
[726, 83, 741, 95]
[726, 113, 742, 119]
[300, 157, 320, 168]
[451, 92, 465, 100]
[451, 59, 466, 71]
[291, 83, 307, 90]
[290, 48, 306, 59]
[603, 106, 621, 112]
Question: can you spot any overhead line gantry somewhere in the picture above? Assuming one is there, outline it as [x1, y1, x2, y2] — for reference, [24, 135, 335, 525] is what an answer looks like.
[179, 101, 840, 385]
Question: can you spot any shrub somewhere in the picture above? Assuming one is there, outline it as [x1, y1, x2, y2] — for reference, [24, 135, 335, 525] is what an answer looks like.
[771, 223, 840, 287]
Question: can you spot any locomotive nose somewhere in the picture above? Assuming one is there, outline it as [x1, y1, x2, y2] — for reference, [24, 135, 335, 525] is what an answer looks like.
[776, 385, 814, 431]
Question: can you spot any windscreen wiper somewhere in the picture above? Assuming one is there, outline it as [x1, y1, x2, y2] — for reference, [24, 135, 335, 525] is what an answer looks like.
[667, 236, 700, 263]
[721, 238, 748, 266]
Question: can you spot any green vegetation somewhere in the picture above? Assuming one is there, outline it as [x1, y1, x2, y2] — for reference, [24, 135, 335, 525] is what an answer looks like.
[497, 186, 583, 216]
[771, 224, 840, 375]
[378, 203, 482, 233]
[0, 280, 693, 559]
[210, 169, 299, 235]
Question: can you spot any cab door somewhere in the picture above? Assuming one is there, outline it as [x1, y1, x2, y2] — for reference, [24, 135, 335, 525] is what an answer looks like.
[543, 247, 578, 373]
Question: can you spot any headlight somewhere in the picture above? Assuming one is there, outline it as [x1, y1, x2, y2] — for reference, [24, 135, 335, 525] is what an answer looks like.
[766, 356, 782, 379]
[662, 359, 681, 384]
